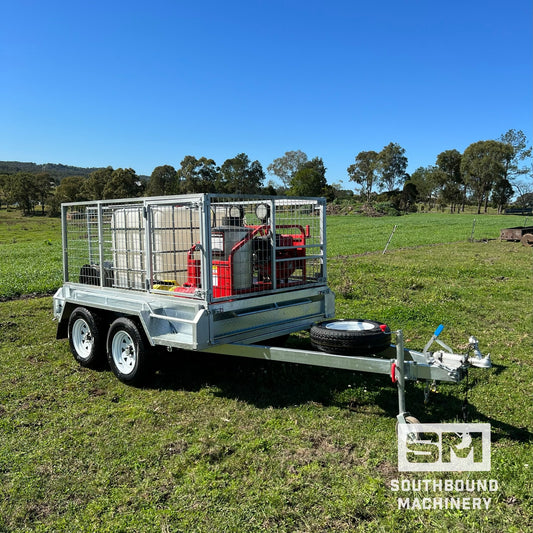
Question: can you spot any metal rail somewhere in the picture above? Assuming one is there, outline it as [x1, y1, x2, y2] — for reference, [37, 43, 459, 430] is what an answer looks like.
[203, 328, 490, 424]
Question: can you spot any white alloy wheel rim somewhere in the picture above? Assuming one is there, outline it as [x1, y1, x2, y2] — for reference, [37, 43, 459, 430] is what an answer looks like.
[325, 321, 375, 332]
[72, 318, 93, 359]
[112, 330, 136, 375]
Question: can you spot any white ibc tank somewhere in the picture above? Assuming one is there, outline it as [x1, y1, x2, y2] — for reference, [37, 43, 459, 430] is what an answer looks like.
[151, 205, 199, 286]
[111, 204, 200, 290]
[111, 207, 146, 290]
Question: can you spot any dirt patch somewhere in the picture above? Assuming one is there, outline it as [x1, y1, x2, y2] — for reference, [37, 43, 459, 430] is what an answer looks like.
[0, 290, 56, 303]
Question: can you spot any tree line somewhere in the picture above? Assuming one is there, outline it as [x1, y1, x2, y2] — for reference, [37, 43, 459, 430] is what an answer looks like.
[0, 129, 530, 216]
[0, 152, 332, 216]
[347, 130, 531, 214]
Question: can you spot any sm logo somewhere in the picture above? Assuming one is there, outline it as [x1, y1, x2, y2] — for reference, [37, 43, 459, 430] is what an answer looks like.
[398, 423, 491, 472]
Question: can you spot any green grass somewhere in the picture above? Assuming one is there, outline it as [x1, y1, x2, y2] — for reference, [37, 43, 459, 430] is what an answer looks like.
[0, 209, 532, 531]
[0, 209, 527, 299]
[0, 209, 61, 244]
[0, 241, 63, 299]
[0, 210, 62, 298]
[326, 212, 528, 255]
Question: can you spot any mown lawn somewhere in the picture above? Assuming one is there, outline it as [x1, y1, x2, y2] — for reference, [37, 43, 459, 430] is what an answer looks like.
[0, 209, 532, 531]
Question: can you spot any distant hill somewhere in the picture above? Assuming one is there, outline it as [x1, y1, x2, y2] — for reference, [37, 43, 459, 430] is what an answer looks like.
[0, 161, 103, 181]
[0, 161, 149, 182]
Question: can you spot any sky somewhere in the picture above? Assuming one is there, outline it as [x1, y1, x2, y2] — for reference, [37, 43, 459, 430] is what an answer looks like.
[1, 0, 531, 187]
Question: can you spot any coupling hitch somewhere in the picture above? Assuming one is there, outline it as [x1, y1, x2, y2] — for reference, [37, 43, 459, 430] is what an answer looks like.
[410, 324, 491, 370]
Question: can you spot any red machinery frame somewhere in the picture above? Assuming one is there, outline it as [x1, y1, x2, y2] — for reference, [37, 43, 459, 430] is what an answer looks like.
[175, 224, 309, 298]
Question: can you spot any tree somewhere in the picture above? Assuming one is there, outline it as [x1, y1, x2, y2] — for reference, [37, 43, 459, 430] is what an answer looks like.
[83, 167, 114, 200]
[219, 153, 264, 194]
[329, 181, 354, 202]
[261, 180, 278, 196]
[7, 173, 38, 215]
[175, 156, 220, 193]
[34, 172, 54, 215]
[267, 150, 308, 188]
[289, 157, 327, 197]
[146, 165, 176, 196]
[378, 143, 408, 192]
[498, 129, 532, 182]
[103, 168, 142, 199]
[0, 173, 7, 209]
[398, 181, 418, 212]
[197, 157, 219, 193]
[54, 176, 88, 203]
[347, 150, 379, 203]
[515, 189, 533, 209]
[436, 149, 464, 212]
[407, 166, 442, 210]
[177, 156, 200, 193]
[514, 180, 533, 212]
[491, 177, 514, 214]
[461, 140, 514, 214]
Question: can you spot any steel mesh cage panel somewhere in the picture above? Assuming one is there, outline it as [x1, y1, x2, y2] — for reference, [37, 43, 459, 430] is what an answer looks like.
[148, 202, 201, 291]
[63, 206, 105, 287]
[204, 196, 326, 301]
[63, 199, 204, 293]
[63, 203, 144, 290]
[110, 205, 146, 289]
[62, 195, 326, 301]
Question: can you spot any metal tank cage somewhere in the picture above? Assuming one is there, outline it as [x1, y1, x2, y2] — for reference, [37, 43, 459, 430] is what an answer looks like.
[61, 194, 328, 304]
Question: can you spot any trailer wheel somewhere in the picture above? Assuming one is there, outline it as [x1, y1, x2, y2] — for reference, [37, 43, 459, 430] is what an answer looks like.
[521, 233, 533, 247]
[396, 415, 421, 443]
[68, 307, 105, 368]
[310, 319, 391, 356]
[107, 317, 150, 385]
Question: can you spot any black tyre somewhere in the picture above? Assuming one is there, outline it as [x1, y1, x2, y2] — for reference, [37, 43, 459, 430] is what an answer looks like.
[521, 233, 533, 247]
[310, 319, 392, 356]
[68, 307, 106, 368]
[107, 317, 150, 385]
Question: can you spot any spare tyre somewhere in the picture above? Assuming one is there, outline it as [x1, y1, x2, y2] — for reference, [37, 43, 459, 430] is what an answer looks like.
[310, 319, 392, 356]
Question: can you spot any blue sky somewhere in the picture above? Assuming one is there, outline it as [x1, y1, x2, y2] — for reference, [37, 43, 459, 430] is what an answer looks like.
[1, 0, 531, 187]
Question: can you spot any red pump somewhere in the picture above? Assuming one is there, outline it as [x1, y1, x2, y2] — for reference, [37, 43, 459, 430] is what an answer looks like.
[175, 223, 308, 298]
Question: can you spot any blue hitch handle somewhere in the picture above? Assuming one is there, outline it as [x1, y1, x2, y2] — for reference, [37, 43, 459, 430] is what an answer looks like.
[423, 324, 444, 354]
[434, 324, 444, 337]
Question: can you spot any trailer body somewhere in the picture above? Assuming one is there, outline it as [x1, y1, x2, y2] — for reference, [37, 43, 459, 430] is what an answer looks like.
[54, 194, 334, 350]
[53, 193, 491, 424]
[499, 226, 533, 246]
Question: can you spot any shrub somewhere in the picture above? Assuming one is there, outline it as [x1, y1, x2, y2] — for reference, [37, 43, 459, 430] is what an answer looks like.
[374, 202, 401, 216]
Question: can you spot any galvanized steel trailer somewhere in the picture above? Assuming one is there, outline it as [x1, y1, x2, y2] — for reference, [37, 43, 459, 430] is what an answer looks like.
[53, 194, 490, 425]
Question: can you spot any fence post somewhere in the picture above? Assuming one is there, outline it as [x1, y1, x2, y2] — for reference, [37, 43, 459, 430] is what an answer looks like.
[469, 219, 476, 242]
[383, 225, 398, 254]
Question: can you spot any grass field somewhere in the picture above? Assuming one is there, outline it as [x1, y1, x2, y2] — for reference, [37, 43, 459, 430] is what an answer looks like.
[0, 208, 532, 532]
[0, 210, 62, 300]
[0, 207, 528, 299]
